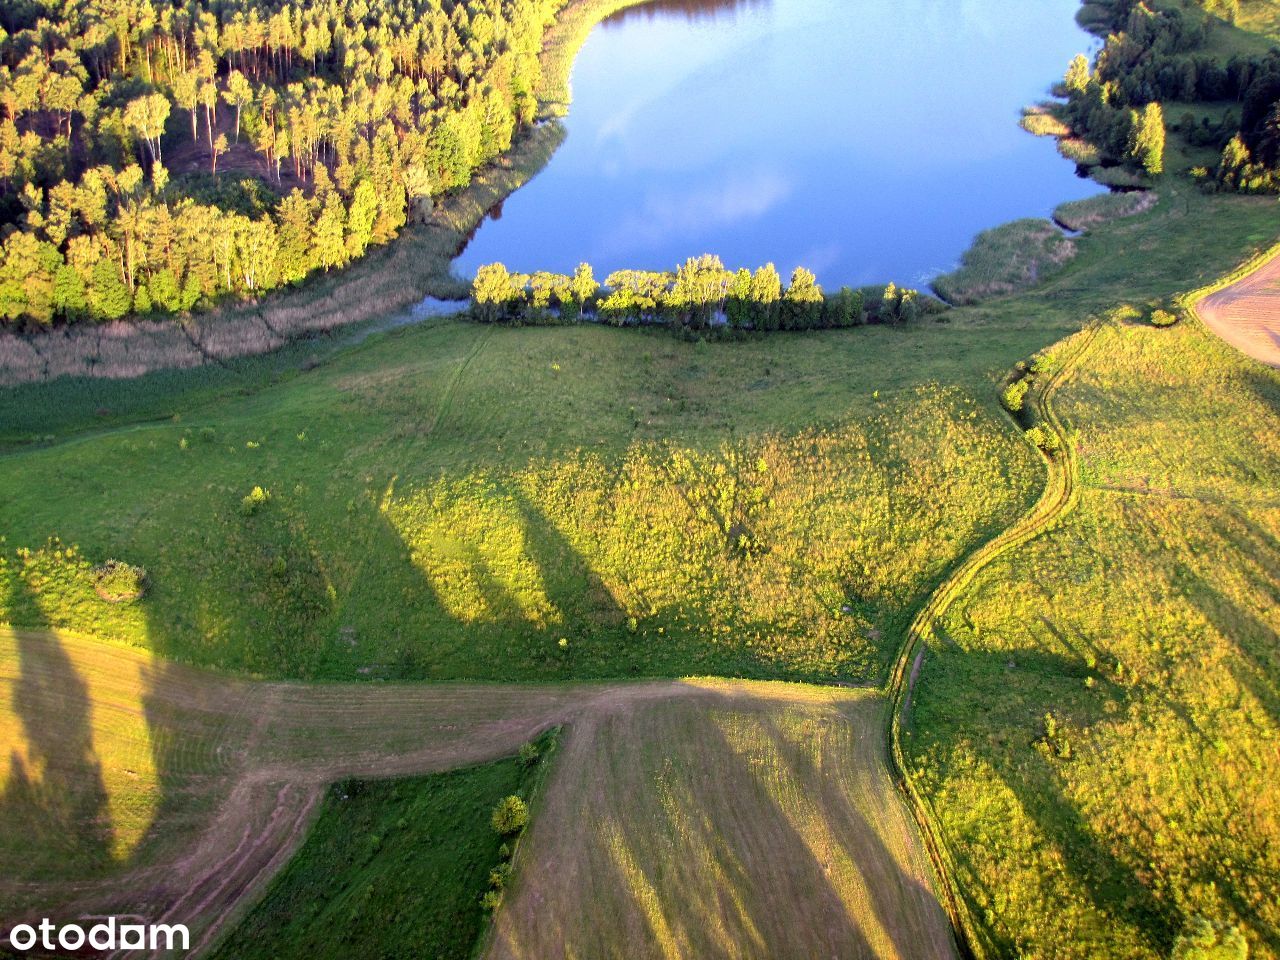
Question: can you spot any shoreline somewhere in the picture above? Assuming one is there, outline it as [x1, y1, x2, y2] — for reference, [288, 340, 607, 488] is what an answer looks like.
[0, 0, 647, 389]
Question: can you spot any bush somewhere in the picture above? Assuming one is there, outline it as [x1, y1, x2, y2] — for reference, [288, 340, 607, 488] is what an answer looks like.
[517, 742, 540, 766]
[490, 795, 528, 835]
[1171, 917, 1248, 960]
[241, 485, 272, 515]
[1150, 309, 1178, 328]
[93, 559, 147, 603]
[1025, 424, 1061, 453]
[1002, 379, 1030, 414]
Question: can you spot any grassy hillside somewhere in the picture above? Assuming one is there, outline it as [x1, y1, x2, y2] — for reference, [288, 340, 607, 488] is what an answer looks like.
[0, 318, 1054, 685]
[904, 315, 1280, 959]
[489, 681, 957, 960]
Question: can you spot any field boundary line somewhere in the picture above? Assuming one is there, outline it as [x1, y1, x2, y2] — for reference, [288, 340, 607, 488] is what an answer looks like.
[1180, 238, 1280, 365]
[883, 322, 1103, 960]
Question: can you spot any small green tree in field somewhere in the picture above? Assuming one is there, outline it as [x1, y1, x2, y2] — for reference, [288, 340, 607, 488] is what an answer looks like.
[472, 262, 515, 322]
[1002, 379, 1030, 414]
[1172, 917, 1248, 960]
[1150, 309, 1178, 327]
[490, 795, 528, 835]
[1026, 424, 1061, 453]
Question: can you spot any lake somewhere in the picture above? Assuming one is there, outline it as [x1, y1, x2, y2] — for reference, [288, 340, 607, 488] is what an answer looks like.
[452, 0, 1105, 290]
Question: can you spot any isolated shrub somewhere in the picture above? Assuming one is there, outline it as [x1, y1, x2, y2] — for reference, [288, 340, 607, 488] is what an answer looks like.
[1025, 425, 1061, 453]
[241, 485, 272, 516]
[479, 889, 502, 911]
[1028, 354, 1055, 376]
[1002, 379, 1030, 414]
[1171, 916, 1248, 960]
[518, 741, 540, 766]
[1150, 308, 1179, 328]
[490, 795, 528, 835]
[93, 559, 147, 603]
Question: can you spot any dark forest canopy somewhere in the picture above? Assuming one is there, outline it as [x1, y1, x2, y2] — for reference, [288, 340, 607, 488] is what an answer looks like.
[0, 0, 565, 326]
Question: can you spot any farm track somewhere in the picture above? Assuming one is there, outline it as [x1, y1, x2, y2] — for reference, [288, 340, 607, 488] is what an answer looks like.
[1194, 244, 1280, 368]
[1, 629, 956, 959]
[884, 323, 1103, 960]
[0, 627, 677, 956]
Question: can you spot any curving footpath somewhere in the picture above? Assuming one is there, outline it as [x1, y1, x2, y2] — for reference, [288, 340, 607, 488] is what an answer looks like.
[883, 323, 1104, 960]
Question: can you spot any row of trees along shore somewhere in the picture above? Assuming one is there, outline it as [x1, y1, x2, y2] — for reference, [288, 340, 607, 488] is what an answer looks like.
[1059, 0, 1280, 190]
[0, 0, 564, 327]
[470, 256, 945, 332]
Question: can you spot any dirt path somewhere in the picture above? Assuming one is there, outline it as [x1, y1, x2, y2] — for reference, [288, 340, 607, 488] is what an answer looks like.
[1195, 248, 1280, 368]
[1, 630, 956, 959]
[883, 322, 1104, 956]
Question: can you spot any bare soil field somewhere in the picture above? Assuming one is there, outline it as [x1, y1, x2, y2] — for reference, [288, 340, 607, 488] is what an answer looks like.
[0, 629, 954, 959]
[1196, 252, 1280, 368]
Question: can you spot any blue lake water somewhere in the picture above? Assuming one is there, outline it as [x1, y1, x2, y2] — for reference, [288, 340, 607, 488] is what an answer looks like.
[452, 0, 1105, 289]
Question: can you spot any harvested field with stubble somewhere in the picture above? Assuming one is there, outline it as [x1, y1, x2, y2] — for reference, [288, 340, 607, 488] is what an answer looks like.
[1195, 247, 1280, 368]
[487, 681, 957, 960]
[0, 628, 954, 959]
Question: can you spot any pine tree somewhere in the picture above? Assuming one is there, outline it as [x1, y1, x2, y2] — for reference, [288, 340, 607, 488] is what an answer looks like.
[90, 258, 132, 320]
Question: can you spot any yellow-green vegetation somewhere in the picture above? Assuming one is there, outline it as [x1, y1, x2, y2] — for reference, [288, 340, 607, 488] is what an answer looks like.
[209, 731, 558, 960]
[904, 313, 1280, 958]
[488, 681, 958, 960]
[0, 626, 951, 958]
[932, 219, 1077, 305]
[0, 321, 1048, 684]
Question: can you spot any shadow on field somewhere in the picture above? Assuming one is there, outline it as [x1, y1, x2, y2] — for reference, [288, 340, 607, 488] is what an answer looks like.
[908, 644, 1178, 955]
[492, 687, 953, 960]
[0, 578, 115, 884]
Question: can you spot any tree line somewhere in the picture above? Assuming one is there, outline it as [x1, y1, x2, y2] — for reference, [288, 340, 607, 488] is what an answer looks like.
[0, 0, 564, 326]
[469, 255, 944, 332]
[1058, 0, 1280, 190]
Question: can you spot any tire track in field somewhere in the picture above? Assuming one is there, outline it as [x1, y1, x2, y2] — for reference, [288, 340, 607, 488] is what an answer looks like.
[883, 322, 1104, 960]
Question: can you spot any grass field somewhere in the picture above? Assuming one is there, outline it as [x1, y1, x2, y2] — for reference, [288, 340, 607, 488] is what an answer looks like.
[210, 732, 558, 960]
[0, 318, 1053, 686]
[904, 315, 1280, 959]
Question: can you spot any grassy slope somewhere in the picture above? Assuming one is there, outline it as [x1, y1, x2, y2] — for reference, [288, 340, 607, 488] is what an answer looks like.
[488, 681, 957, 960]
[0, 319, 1049, 685]
[905, 313, 1280, 959]
[210, 737, 555, 960]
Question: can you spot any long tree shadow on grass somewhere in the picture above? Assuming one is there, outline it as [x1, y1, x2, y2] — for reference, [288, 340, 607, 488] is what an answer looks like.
[906, 645, 1179, 956]
[493, 689, 946, 959]
[0, 577, 115, 892]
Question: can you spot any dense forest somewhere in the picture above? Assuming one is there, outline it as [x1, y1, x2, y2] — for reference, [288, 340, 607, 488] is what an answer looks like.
[0, 0, 561, 326]
[1061, 0, 1280, 189]
[469, 255, 943, 331]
